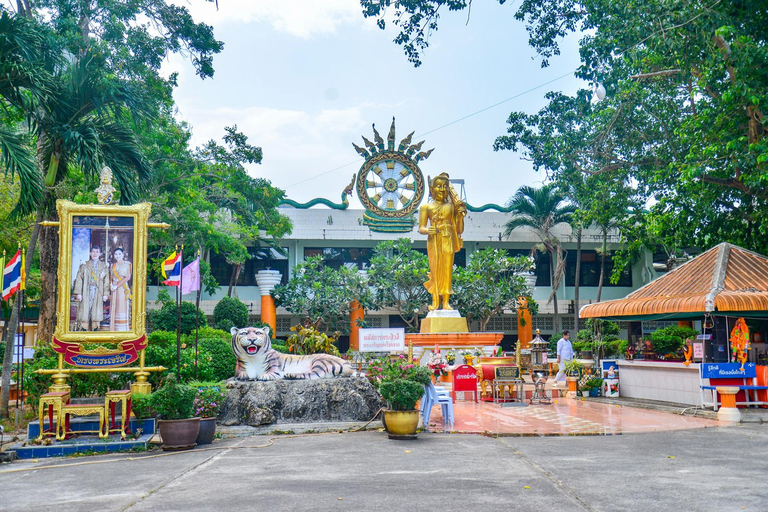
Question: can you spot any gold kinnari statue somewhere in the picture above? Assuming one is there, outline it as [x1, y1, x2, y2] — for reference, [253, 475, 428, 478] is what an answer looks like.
[418, 172, 467, 311]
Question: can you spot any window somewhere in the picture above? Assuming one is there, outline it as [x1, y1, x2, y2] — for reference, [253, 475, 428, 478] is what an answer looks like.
[487, 315, 515, 332]
[304, 247, 373, 270]
[532, 316, 554, 332]
[565, 250, 632, 287]
[209, 247, 289, 287]
[506, 249, 550, 286]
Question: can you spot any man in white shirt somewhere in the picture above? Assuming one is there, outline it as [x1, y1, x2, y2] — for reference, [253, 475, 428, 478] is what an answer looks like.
[553, 330, 573, 386]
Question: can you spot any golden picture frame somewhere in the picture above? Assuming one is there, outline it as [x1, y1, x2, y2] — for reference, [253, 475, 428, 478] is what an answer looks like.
[54, 200, 151, 343]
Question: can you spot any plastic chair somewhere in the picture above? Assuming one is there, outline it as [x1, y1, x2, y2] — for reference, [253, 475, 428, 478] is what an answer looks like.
[421, 382, 454, 428]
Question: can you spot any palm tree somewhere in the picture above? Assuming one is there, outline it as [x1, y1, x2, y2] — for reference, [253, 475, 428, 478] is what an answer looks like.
[504, 184, 576, 334]
[0, 13, 153, 353]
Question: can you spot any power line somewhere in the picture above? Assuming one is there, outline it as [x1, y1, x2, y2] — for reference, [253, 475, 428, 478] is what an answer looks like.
[285, 70, 576, 190]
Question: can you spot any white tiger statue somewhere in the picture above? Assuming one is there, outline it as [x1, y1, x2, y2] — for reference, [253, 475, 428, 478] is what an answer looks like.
[231, 326, 353, 381]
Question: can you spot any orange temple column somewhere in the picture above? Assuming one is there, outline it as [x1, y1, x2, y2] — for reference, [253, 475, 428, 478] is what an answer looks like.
[517, 298, 533, 350]
[255, 270, 282, 334]
[349, 300, 365, 351]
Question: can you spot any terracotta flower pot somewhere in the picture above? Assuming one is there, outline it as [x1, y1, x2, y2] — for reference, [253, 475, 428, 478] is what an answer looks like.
[196, 417, 217, 445]
[158, 417, 200, 451]
[382, 409, 420, 439]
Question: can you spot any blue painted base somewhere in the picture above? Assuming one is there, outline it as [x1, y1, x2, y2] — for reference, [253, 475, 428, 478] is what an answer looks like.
[13, 417, 157, 460]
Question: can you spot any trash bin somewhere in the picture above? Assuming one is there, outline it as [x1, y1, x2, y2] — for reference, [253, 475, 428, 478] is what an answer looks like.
[603, 378, 620, 398]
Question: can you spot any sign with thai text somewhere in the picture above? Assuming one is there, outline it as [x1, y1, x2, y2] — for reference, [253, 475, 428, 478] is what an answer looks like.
[359, 328, 405, 352]
[701, 362, 756, 379]
[452, 364, 478, 400]
[693, 343, 704, 359]
[494, 366, 520, 380]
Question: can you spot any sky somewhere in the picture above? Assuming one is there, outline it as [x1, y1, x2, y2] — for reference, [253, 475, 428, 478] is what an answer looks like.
[166, 0, 585, 209]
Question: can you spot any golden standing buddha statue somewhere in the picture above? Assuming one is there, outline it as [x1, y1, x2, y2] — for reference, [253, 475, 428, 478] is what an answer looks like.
[418, 173, 467, 311]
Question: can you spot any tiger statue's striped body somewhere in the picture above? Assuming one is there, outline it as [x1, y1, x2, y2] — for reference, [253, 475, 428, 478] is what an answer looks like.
[231, 326, 352, 381]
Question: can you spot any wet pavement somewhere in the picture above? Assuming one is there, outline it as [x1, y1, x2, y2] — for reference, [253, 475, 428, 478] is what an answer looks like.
[425, 397, 722, 435]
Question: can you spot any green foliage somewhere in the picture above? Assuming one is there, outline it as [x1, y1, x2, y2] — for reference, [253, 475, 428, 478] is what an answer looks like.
[650, 326, 698, 357]
[365, 354, 433, 392]
[131, 393, 156, 419]
[192, 384, 226, 418]
[576, 319, 622, 359]
[213, 296, 249, 330]
[147, 299, 208, 334]
[143, 120, 292, 283]
[379, 379, 424, 411]
[148, 330, 177, 346]
[452, 248, 535, 331]
[285, 325, 341, 356]
[195, 338, 237, 383]
[580, 377, 603, 392]
[22, 344, 132, 407]
[149, 375, 195, 420]
[564, 359, 584, 377]
[367, 238, 430, 332]
[273, 255, 371, 334]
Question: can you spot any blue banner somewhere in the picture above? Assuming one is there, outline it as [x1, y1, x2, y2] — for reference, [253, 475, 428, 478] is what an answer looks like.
[701, 362, 756, 379]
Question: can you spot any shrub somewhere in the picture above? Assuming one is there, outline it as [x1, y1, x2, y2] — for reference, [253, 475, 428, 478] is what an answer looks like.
[148, 330, 177, 346]
[148, 300, 208, 334]
[192, 384, 226, 418]
[213, 296, 249, 330]
[150, 375, 195, 420]
[650, 326, 697, 356]
[196, 337, 237, 382]
[131, 393, 157, 419]
[286, 325, 341, 356]
[379, 379, 424, 411]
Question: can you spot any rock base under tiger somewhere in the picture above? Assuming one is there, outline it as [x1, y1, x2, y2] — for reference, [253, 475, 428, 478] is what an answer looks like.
[219, 377, 382, 427]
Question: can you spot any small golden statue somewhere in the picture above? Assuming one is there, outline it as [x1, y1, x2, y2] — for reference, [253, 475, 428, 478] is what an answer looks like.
[95, 166, 117, 205]
[418, 173, 467, 311]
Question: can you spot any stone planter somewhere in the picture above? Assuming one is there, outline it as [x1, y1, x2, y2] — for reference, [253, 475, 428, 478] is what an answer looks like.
[196, 417, 217, 445]
[382, 409, 420, 439]
[158, 417, 200, 451]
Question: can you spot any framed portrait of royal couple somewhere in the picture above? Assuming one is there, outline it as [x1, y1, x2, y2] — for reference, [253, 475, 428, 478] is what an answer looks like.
[54, 200, 150, 343]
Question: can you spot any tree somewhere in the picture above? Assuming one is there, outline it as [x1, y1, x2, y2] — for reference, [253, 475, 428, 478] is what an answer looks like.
[272, 256, 373, 335]
[504, 184, 575, 333]
[141, 116, 292, 295]
[367, 239, 430, 332]
[361, 1, 768, 254]
[452, 248, 534, 332]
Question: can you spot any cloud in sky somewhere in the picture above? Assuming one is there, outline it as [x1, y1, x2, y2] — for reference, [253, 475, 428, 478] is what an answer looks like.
[177, 0, 370, 38]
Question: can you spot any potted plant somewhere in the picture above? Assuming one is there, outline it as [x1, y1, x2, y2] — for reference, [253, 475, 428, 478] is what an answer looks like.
[579, 377, 603, 397]
[193, 383, 226, 445]
[131, 393, 157, 433]
[150, 375, 199, 450]
[563, 360, 584, 398]
[446, 350, 456, 366]
[367, 355, 432, 439]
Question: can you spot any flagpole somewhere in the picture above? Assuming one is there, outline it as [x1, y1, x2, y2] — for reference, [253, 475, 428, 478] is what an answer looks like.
[14, 246, 21, 427]
[194, 250, 201, 380]
[175, 246, 183, 381]
[19, 249, 25, 427]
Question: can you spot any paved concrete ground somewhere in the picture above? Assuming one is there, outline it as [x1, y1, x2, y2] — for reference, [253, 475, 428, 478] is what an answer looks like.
[1, 424, 767, 511]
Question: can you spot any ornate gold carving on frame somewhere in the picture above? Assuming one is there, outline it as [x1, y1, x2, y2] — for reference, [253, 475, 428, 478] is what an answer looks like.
[53, 200, 151, 343]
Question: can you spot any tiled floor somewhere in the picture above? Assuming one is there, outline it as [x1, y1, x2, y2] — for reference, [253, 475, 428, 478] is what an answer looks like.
[425, 397, 721, 435]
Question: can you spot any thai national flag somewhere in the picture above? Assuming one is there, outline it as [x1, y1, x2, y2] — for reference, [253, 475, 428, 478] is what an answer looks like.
[2, 250, 22, 300]
[162, 251, 182, 287]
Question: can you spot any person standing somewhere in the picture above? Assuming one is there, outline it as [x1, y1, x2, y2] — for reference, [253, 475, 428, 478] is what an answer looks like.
[553, 330, 573, 385]
[73, 245, 109, 331]
[109, 247, 132, 331]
